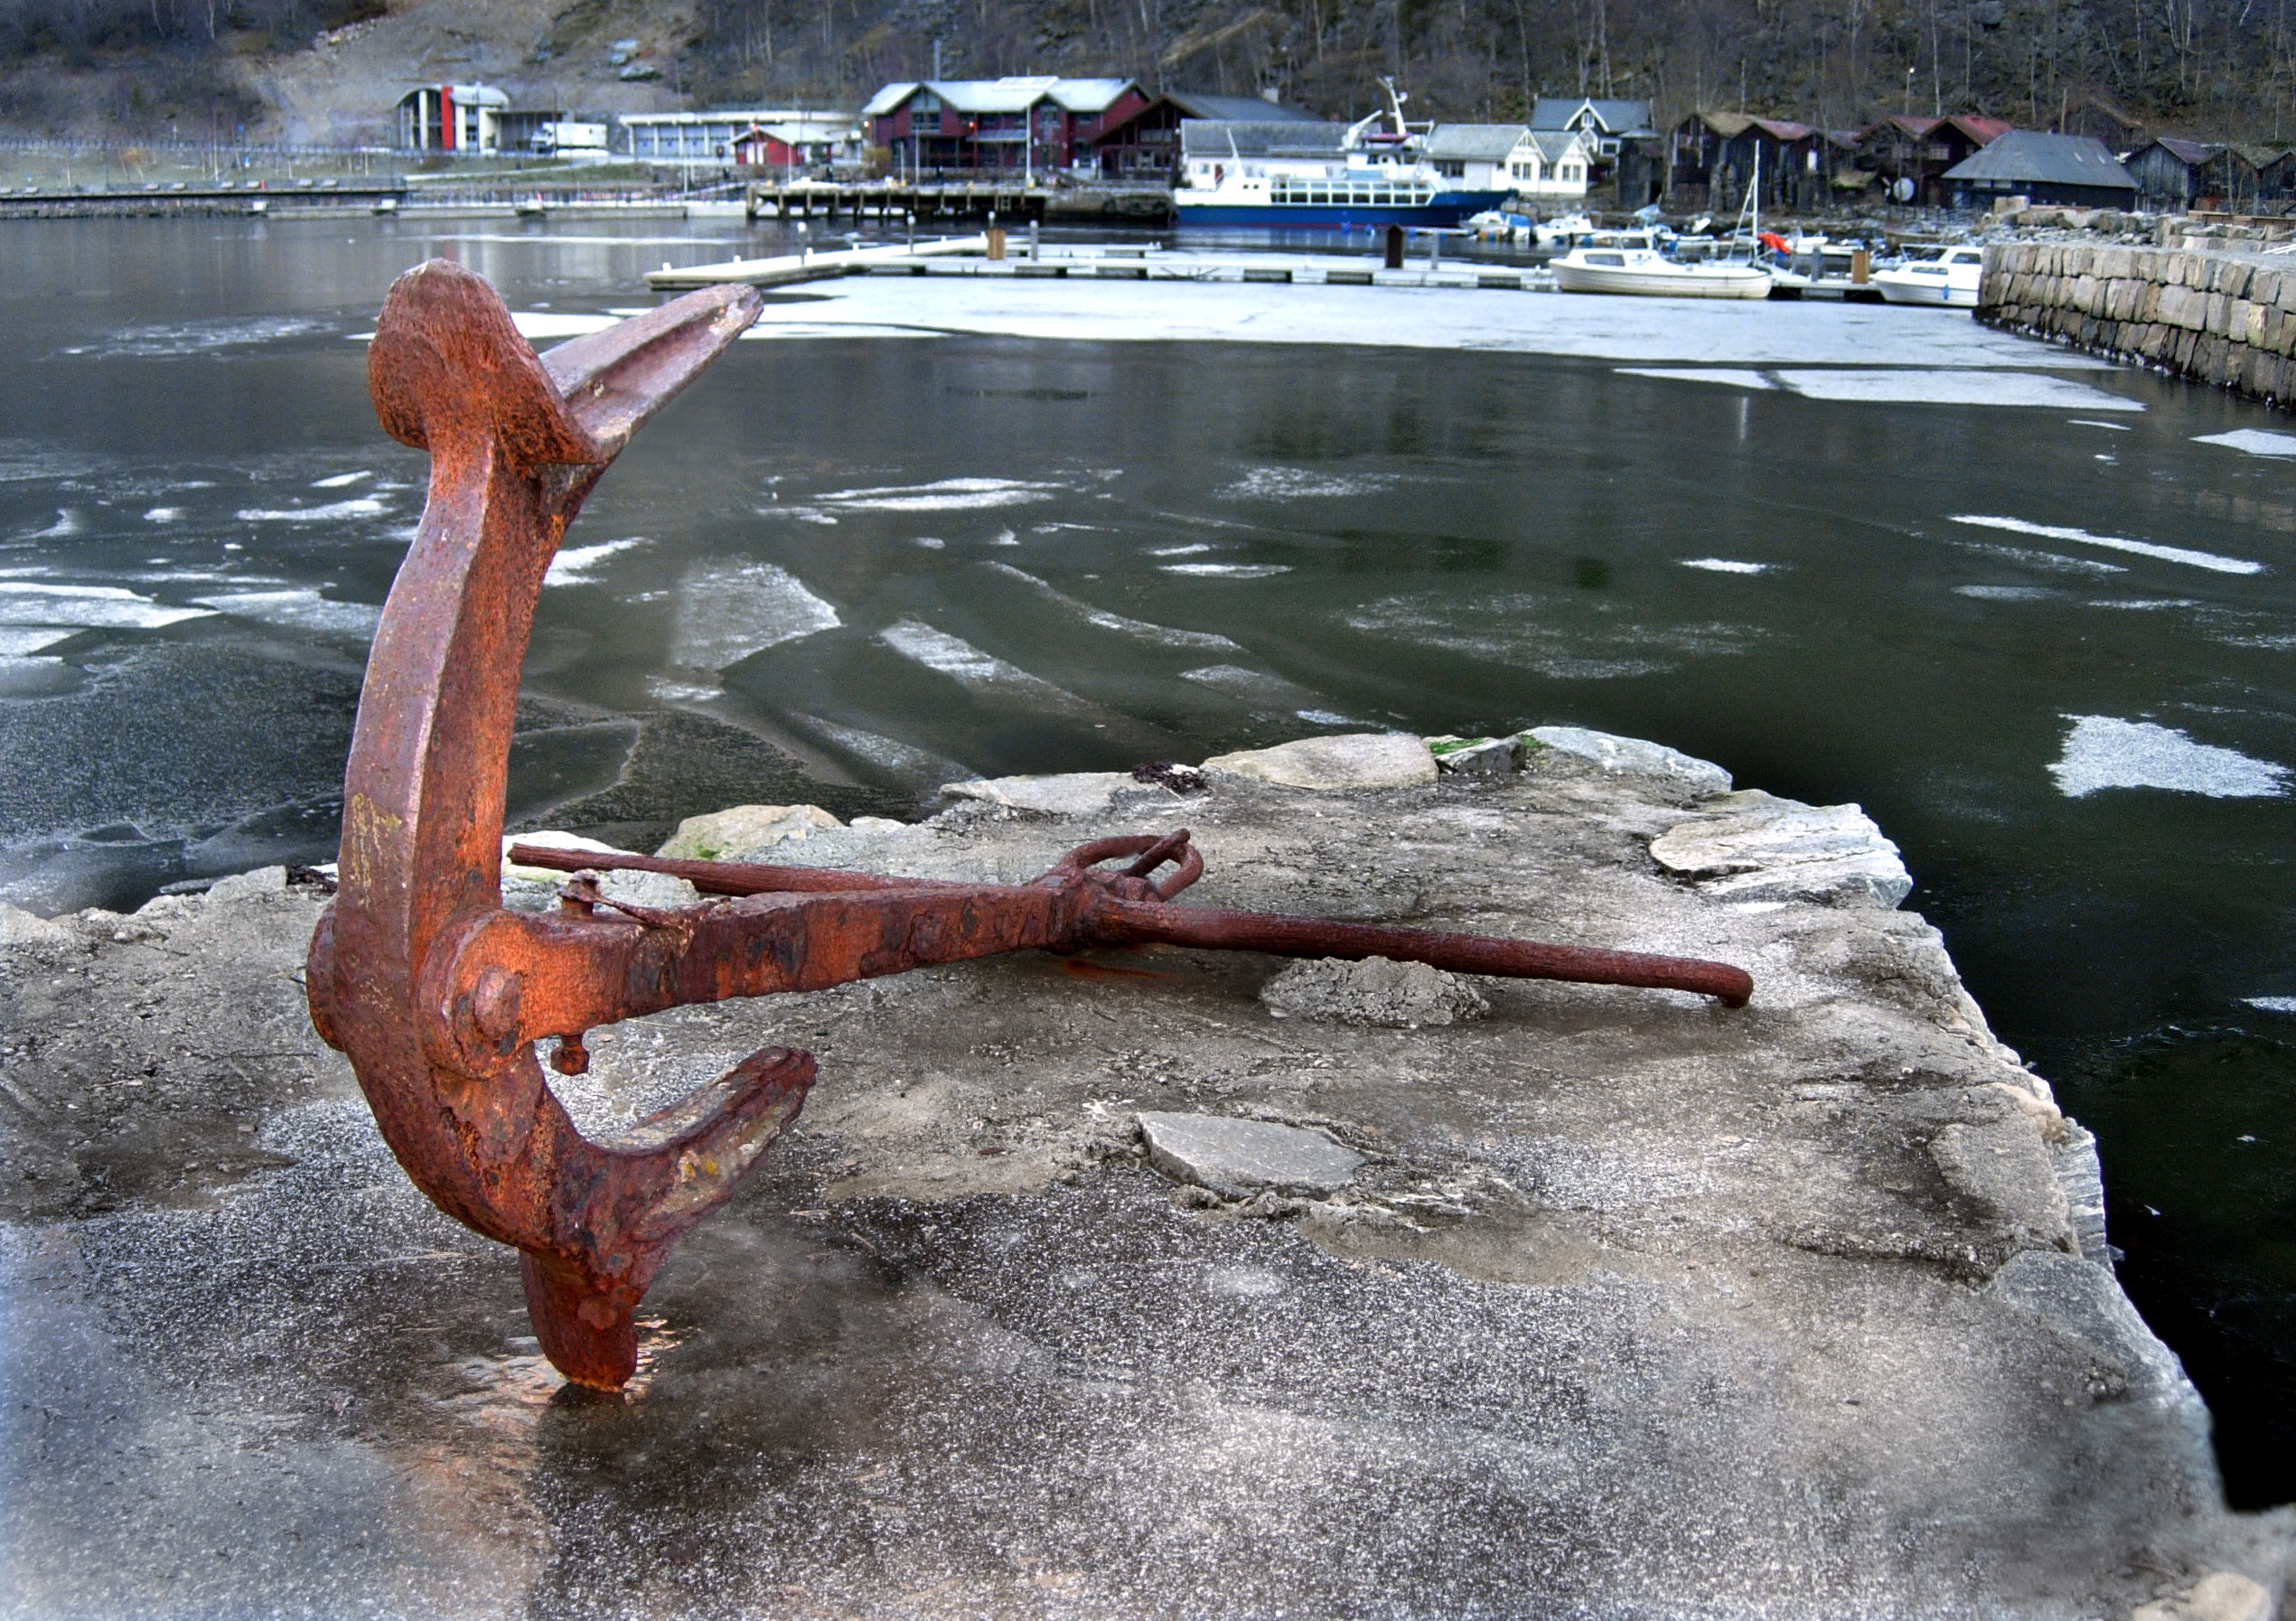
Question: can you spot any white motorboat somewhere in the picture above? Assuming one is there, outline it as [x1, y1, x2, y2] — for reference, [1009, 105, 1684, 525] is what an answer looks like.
[1872, 245, 1986, 308]
[1532, 211, 1596, 248]
[1551, 232, 1773, 299]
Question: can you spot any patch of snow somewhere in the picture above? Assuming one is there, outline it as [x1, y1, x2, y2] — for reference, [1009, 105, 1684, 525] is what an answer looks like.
[2195, 429, 2296, 456]
[1160, 563, 1292, 578]
[1615, 367, 1776, 389]
[545, 537, 648, 586]
[190, 590, 381, 637]
[1680, 558, 1769, 575]
[1948, 515, 2262, 576]
[668, 561, 840, 670]
[1776, 370, 2142, 409]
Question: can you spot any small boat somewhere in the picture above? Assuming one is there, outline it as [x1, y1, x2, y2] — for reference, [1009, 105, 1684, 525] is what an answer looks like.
[1551, 232, 1773, 299]
[1532, 211, 1596, 248]
[1872, 245, 1986, 308]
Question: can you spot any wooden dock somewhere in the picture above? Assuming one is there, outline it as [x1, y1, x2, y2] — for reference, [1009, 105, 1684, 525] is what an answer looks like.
[645, 235, 989, 290]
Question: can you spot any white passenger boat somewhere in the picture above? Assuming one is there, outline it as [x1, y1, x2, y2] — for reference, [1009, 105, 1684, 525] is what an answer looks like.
[1871, 245, 1986, 308]
[1551, 232, 1773, 299]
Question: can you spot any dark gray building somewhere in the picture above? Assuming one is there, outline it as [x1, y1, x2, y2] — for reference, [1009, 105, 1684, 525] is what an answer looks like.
[1942, 130, 2137, 209]
[2124, 136, 2227, 210]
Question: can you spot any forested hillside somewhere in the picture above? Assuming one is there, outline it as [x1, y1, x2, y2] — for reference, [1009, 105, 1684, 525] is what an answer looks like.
[0, 0, 2290, 142]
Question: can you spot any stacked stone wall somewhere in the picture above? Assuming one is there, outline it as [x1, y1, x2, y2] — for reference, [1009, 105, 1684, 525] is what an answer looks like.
[1979, 241, 2296, 408]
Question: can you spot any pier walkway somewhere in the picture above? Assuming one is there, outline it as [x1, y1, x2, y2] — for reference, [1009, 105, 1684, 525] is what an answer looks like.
[649, 240, 1542, 295]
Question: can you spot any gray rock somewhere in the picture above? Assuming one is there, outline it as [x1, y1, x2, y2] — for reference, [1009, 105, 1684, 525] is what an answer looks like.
[940, 773, 1134, 818]
[1431, 736, 1521, 776]
[1649, 789, 1913, 906]
[1260, 954, 1491, 1026]
[0, 900, 75, 951]
[1201, 733, 1437, 791]
[1525, 726, 1732, 795]
[1988, 1250, 2203, 1413]
[1137, 1111, 1365, 1198]
[657, 803, 841, 858]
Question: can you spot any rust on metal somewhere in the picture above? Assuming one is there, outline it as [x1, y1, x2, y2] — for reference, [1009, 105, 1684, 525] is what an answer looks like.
[306, 259, 1756, 1393]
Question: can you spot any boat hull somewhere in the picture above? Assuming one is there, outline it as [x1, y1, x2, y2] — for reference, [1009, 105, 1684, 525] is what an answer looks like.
[1552, 263, 1773, 299]
[1174, 191, 1510, 230]
[1873, 275, 1979, 308]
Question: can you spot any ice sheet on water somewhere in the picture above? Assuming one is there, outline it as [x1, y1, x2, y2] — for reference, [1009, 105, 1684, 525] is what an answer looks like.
[669, 561, 841, 670]
[1346, 591, 1762, 679]
[1615, 368, 1776, 389]
[796, 714, 976, 787]
[1160, 563, 1292, 578]
[2049, 715, 2288, 798]
[1774, 370, 2142, 409]
[0, 583, 212, 629]
[2068, 419, 2132, 431]
[815, 477, 1064, 512]
[1217, 467, 1398, 500]
[58, 315, 333, 359]
[2243, 997, 2296, 1012]
[1949, 515, 2262, 575]
[1680, 558, 1770, 574]
[877, 618, 1097, 714]
[190, 590, 382, 638]
[510, 313, 617, 341]
[26, 511, 81, 539]
[143, 508, 183, 523]
[234, 497, 392, 523]
[311, 471, 374, 489]
[0, 628, 75, 655]
[2194, 429, 2296, 457]
[2086, 598, 2198, 611]
[1951, 540, 2126, 576]
[981, 562, 1241, 651]
[739, 323, 942, 342]
[1180, 663, 1354, 722]
[545, 537, 648, 586]
[1956, 585, 2057, 601]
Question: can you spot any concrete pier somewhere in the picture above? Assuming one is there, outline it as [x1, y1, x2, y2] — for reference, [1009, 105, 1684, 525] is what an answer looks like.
[2, 731, 2288, 1616]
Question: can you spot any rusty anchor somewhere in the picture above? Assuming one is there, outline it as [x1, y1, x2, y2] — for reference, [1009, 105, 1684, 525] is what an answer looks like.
[305, 260, 1754, 1392]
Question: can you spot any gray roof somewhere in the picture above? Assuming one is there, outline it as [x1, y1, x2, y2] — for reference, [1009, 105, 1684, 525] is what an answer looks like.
[1425, 123, 1529, 161]
[862, 77, 1137, 117]
[1530, 97, 1654, 136]
[1527, 129, 1588, 162]
[1179, 119, 1349, 160]
[1943, 129, 2135, 189]
[1167, 91, 1321, 122]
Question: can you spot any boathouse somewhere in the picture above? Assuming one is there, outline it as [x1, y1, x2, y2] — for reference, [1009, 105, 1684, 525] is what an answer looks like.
[863, 78, 1148, 178]
[1667, 112, 1832, 212]
[1082, 91, 1319, 182]
[1856, 114, 2012, 206]
[1942, 129, 2137, 209]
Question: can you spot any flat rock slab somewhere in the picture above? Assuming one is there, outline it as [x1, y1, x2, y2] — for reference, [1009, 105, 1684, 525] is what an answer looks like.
[1, 741, 2288, 1619]
[1203, 731, 1437, 790]
[1651, 788, 1915, 906]
[1527, 725, 1734, 796]
[1137, 1110, 1366, 1198]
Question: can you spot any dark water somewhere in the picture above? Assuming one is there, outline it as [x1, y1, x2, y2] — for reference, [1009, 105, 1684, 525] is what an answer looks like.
[2, 215, 2292, 1504]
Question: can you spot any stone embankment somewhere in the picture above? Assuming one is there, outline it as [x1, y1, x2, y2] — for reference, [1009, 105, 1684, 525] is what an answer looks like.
[1978, 237, 2296, 408]
[3, 729, 2291, 1617]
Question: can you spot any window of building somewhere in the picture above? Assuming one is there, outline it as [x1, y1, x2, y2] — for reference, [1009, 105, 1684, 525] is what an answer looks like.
[1434, 159, 1465, 177]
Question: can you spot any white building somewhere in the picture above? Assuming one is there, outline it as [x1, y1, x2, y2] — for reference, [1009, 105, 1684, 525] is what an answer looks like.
[620, 109, 855, 163]
[1423, 125, 1533, 192]
[1507, 129, 1596, 198]
[395, 84, 511, 154]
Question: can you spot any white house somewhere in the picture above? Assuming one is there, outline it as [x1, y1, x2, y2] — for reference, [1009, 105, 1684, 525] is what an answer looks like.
[1506, 129, 1596, 198]
[1423, 124, 1533, 191]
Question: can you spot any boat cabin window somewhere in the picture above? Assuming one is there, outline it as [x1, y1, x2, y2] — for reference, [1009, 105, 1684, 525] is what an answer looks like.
[1585, 252, 1626, 266]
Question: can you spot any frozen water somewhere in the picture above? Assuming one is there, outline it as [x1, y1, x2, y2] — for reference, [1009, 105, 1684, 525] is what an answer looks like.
[27, 511, 81, 539]
[1218, 467, 1397, 500]
[2195, 429, 2296, 457]
[2087, 598, 2198, 611]
[234, 497, 391, 523]
[1953, 540, 2126, 576]
[2050, 716, 2289, 799]
[510, 312, 617, 341]
[59, 315, 332, 358]
[1681, 558, 1770, 574]
[141, 508, 183, 523]
[1152, 544, 1214, 557]
[780, 276, 2111, 368]
[1346, 592, 1761, 679]
[1616, 368, 1776, 389]
[2068, 419, 2132, 431]
[0, 628, 74, 654]
[1774, 370, 2141, 408]
[0, 583, 212, 629]
[739, 323, 942, 342]
[545, 537, 648, 586]
[817, 476, 1064, 511]
[1949, 515, 2263, 576]
[189, 590, 382, 638]
[1160, 564, 1292, 578]
[1956, 585, 2057, 601]
[913, 536, 946, 548]
[668, 561, 840, 670]
[2243, 997, 2296, 1012]
[877, 617, 1096, 714]
[981, 562, 1241, 650]
[310, 470, 374, 489]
